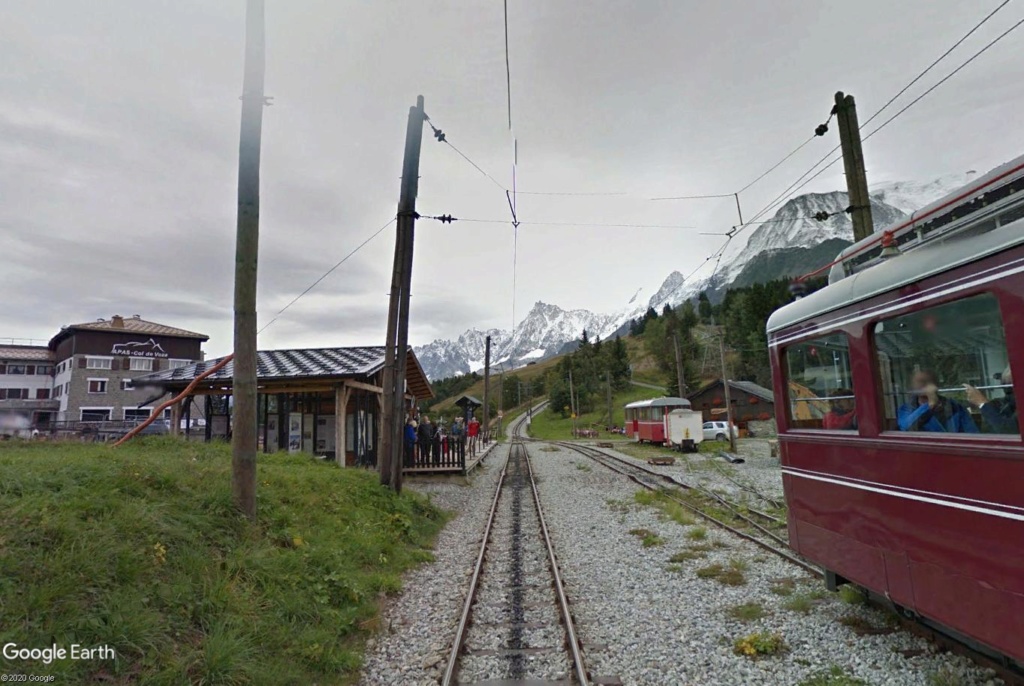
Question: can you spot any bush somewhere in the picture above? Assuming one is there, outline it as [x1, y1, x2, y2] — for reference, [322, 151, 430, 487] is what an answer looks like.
[733, 631, 786, 658]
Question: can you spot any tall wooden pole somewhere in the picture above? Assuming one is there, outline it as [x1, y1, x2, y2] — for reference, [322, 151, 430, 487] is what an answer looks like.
[380, 96, 425, 492]
[718, 332, 737, 453]
[673, 333, 686, 398]
[568, 367, 576, 437]
[482, 336, 491, 443]
[834, 92, 874, 242]
[606, 371, 613, 425]
[232, 0, 266, 520]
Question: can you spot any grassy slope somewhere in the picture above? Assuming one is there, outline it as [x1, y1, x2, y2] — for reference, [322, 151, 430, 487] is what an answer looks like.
[527, 384, 667, 441]
[429, 354, 563, 416]
[0, 437, 445, 685]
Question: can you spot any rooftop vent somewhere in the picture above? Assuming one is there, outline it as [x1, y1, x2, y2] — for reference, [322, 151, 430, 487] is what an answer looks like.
[132, 314, 141, 319]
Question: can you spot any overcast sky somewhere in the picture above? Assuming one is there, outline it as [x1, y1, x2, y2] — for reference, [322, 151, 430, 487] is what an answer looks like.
[2, 0, 1022, 357]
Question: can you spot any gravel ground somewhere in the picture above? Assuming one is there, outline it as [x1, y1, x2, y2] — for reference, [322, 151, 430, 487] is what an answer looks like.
[599, 438, 787, 510]
[530, 442, 1003, 686]
[359, 442, 505, 686]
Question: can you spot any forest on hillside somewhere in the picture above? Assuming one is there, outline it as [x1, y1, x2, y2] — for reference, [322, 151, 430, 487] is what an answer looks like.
[427, 276, 826, 414]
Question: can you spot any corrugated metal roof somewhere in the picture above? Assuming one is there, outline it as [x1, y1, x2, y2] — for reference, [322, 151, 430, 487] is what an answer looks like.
[0, 346, 55, 362]
[132, 346, 434, 399]
[688, 379, 775, 404]
[729, 380, 775, 402]
[624, 396, 691, 409]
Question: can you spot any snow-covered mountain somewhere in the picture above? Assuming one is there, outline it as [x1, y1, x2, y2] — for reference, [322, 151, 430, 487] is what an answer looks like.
[415, 170, 975, 380]
[414, 301, 624, 379]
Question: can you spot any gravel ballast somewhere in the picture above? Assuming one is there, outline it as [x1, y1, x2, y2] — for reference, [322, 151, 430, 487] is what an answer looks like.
[529, 442, 1003, 686]
[359, 444, 507, 686]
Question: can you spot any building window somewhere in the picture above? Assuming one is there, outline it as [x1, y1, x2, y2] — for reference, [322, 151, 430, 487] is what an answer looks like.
[36, 388, 50, 400]
[36, 365, 54, 375]
[86, 357, 113, 370]
[168, 359, 191, 369]
[784, 332, 857, 430]
[124, 408, 151, 423]
[874, 293, 1017, 435]
[6, 364, 27, 375]
[0, 389, 28, 400]
[130, 358, 153, 372]
[54, 385, 61, 398]
[88, 379, 108, 394]
[81, 408, 112, 422]
[121, 379, 134, 391]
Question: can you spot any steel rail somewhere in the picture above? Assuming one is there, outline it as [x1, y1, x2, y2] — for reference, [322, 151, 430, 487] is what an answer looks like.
[556, 441, 822, 578]
[440, 451, 509, 686]
[524, 441, 590, 685]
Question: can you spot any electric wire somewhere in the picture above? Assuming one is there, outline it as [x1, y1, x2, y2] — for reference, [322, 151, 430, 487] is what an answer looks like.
[503, 0, 512, 131]
[859, 0, 1013, 129]
[256, 216, 397, 335]
[736, 5, 1024, 235]
[451, 217, 697, 229]
[861, 13, 1024, 142]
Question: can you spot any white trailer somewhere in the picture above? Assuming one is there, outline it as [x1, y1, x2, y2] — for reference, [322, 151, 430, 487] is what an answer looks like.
[667, 408, 704, 452]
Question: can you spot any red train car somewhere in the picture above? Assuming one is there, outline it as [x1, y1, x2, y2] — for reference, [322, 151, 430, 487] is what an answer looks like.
[767, 158, 1024, 666]
[624, 397, 690, 444]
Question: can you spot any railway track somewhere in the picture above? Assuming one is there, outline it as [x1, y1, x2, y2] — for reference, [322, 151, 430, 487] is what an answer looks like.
[551, 441, 821, 578]
[441, 437, 588, 685]
[547, 439, 1024, 685]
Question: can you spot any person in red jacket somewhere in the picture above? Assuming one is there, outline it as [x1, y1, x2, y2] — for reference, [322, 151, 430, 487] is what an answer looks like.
[467, 415, 480, 453]
[823, 389, 857, 430]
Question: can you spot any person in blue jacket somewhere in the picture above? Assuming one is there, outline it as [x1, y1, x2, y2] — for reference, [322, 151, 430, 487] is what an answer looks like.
[898, 369, 978, 433]
[404, 418, 418, 467]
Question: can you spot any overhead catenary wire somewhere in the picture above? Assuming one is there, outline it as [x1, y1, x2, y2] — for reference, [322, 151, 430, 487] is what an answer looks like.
[860, 13, 1024, 142]
[859, 0, 1012, 130]
[735, 4, 1024, 236]
[256, 216, 397, 335]
[441, 217, 698, 229]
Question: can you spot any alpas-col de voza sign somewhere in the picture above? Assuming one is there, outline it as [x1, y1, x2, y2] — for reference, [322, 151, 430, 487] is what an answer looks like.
[110, 338, 170, 358]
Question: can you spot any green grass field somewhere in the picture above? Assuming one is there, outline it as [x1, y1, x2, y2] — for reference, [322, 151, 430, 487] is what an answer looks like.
[0, 437, 446, 684]
[527, 385, 667, 441]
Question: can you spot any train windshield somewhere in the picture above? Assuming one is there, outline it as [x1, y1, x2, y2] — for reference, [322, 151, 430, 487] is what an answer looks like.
[784, 333, 857, 430]
[873, 293, 1018, 435]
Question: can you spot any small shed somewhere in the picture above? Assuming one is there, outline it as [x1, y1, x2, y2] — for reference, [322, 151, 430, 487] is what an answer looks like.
[453, 394, 483, 423]
[688, 379, 775, 428]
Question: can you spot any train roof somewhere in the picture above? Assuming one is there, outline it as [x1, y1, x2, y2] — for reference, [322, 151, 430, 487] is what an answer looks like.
[767, 218, 1024, 335]
[827, 154, 1024, 282]
[624, 396, 691, 409]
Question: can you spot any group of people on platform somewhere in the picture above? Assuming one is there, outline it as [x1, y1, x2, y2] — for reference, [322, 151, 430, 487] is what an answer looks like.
[403, 411, 482, 467]
[821, 366, 1018, 434]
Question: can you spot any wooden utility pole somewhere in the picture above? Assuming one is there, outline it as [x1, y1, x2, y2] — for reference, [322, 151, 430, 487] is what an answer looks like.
[232, 0, 266, 520]
[834, 91, 874, 242]
[606, 371, 613, 426]
[380, 95, 426, 493]
[568, 368, 577, 437]
[482, 336, 491, 443]
[718, 332, 737, 453]
[673, 333, 686, 398]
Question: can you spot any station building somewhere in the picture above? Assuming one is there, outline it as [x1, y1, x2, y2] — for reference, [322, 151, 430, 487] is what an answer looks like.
[133, 346, 433, 466]
[0, 344, 58, 429]
[47, 314, 208, 424]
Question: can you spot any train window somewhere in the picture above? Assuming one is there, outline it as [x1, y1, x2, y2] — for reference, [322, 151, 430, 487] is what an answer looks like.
[873, 293, 1017, 435]
[785, 333, 857, 430]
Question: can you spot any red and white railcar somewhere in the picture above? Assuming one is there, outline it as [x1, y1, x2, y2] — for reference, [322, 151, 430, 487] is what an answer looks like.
[768, 156, 1024, 666]
[624, 397, 691, 444]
